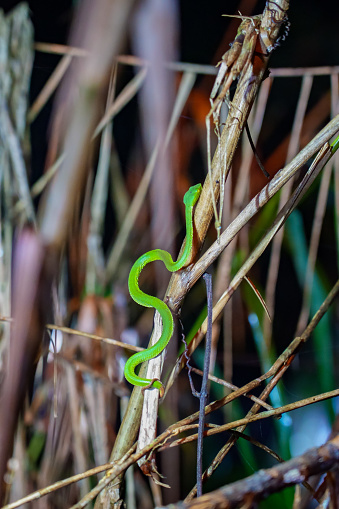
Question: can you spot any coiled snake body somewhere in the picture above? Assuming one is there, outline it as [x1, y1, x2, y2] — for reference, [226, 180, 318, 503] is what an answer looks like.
[124, 184, 202, 393]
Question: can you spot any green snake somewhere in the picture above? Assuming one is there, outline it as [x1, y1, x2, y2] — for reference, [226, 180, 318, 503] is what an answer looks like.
[124, 183, 202, 393]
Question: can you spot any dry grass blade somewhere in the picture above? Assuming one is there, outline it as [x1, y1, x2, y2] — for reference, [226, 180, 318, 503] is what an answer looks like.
[93, 66, 148, 139]
[65, 364, 91, 499]
[34, 41, 89, 57]
[28, 55, 73, 123]
[271, 65, 339, 76]
[263, 74, 313, 344]
[13, 155, 65, 217]
[295, 162, 333, 335]
[106, 70, 196, 280]
[190, 367, 273, 411]
[83, 379, 108, 475]
[233, 76, 271, 214]
[45, 324, 144, 352]
[87, 69, 117, 291]
[167, 36, 337, 323]
[244, 276, 271, 321]
[211, 77, 271, 379]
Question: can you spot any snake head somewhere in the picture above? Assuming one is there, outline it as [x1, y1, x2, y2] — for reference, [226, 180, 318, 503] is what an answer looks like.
[183, 183, 202, 207]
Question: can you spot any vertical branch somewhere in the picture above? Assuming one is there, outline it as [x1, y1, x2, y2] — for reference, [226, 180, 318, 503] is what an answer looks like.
[167, 0, 291, 311]
[196, 273, 213, 497]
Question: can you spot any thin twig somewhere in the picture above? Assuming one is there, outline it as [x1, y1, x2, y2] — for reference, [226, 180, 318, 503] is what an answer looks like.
[28, 55, 72, 123]
[196, 274, 213, 497]
[263, 74, 313, 345]
[33, 43, 339, 78]
[295, 161, 333, 335]
[190, 367, 273, 411]
[45, 324, 144, 352]
[244, 122, 270, 178]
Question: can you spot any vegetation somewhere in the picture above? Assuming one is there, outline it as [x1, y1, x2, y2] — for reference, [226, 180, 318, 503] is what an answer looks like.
[0, 0, 338, 507]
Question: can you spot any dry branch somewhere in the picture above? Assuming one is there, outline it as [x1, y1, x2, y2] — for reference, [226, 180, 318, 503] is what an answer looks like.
[107, 0, 292, 473]
[156, 434, 339, 508]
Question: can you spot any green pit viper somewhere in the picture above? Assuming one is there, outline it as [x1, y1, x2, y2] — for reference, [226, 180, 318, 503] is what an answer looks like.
[124, 183, 202, 394]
